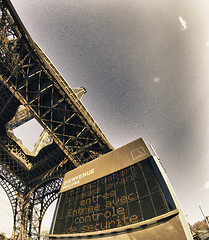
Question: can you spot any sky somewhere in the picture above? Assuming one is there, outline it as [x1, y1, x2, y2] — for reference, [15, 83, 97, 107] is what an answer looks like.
[1, 0, 209, 236]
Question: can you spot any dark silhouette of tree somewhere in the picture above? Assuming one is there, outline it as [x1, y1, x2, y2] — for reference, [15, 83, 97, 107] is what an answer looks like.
[0, 232, 7, 240]
[193, 220, 209, 231]
[40, 231, 49, 240]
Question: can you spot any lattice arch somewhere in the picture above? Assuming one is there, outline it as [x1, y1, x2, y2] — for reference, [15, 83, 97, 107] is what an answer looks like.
[0, 166, 21, 238]
[0, 167, 62, 239]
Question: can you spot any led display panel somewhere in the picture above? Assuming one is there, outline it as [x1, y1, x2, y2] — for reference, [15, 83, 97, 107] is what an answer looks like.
[52, 157, 174, 234]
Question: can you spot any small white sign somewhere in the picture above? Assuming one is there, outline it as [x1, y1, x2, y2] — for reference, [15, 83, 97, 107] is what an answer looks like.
[131, 147, 146, 161]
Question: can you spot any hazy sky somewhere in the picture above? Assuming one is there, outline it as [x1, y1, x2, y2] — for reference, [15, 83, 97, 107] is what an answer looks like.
[1, 0, 209, 236]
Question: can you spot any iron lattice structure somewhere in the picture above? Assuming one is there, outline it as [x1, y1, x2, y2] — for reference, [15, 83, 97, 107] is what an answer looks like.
[0, 0, 113, 239]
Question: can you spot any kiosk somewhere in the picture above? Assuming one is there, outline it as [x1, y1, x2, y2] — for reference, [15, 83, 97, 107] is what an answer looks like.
[49, 138, 192, 239]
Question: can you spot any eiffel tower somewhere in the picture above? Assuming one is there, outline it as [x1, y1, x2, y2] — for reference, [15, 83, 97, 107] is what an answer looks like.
[0, 0, 113, 239]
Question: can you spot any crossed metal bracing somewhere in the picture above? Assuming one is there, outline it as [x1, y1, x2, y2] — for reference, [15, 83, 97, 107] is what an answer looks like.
[0, 0, 113, 239]
[0, 165, 62, 239]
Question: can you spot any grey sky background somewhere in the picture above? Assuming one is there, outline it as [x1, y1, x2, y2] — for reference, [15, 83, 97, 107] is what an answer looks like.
[1, 0, 209, 236]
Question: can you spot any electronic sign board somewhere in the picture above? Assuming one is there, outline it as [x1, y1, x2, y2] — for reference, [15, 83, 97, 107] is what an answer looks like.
[49, 138, 192, 239]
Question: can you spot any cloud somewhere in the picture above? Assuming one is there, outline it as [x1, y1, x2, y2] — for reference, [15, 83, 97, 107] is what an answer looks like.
[178, 16, 187, 31]
[153, 77, 160, 83]
[205, 181, 209, 189]
[201, 181, 209, 191]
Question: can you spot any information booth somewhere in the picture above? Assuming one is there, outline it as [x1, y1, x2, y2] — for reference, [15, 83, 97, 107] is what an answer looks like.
[49, 138, 192, 240]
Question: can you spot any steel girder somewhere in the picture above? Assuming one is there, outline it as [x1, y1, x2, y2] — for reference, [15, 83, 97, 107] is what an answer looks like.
[0, 166, 62, 239]
[0, 0, 113, 239]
